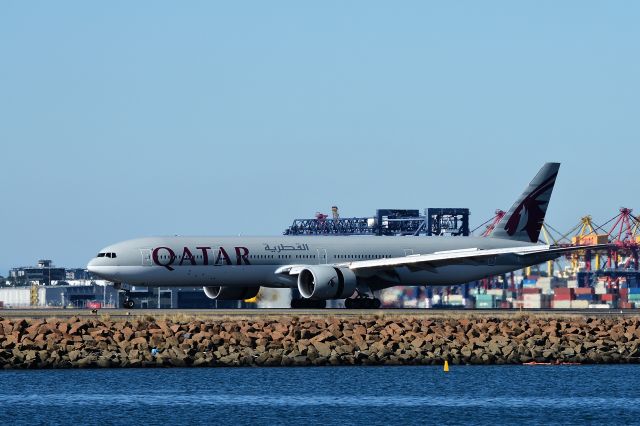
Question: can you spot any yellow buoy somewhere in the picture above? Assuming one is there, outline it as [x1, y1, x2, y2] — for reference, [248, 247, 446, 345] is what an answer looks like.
[444, 360, 449, 372]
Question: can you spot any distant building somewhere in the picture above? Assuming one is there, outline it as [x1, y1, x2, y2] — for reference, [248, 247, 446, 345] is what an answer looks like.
[9, 260, 66, 286]
[0, 283, 119, 308]
[7, 260, 100, 287]
[65, 268, 93, 280]
[3, 259, 255, 309]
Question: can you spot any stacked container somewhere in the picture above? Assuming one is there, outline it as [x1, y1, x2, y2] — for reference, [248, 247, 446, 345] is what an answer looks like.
[475, 294, 496, 309]
[552, 288, 574, 309]
[619, 288, 633, 308]
[571, 287, 594, 309]
[523, 292, 551, 309]
[599, 293, 618, 308]
[627, 288, 640, 307]
[444, 294, 465, 307]
[486, 288, 505, 300]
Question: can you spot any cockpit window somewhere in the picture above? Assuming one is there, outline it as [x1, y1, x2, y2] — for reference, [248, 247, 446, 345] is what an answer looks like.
[98, 252, 116, 258]
[110, 253, 117, 258]
[98, 253, 105, 257]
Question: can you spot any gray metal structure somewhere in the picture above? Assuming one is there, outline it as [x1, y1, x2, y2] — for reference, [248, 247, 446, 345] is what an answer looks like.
[284, 208, 471, 237]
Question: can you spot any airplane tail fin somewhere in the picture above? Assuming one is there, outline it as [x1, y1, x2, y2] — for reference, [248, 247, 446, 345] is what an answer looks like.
[489, 162, 560, 243]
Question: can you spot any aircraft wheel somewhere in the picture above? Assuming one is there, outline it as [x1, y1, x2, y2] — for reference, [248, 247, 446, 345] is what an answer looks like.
[347, 297, 380, 309]
[311, 299, 326, 309]
[291, 298, 326, 309]
[124, 300, 135, 309]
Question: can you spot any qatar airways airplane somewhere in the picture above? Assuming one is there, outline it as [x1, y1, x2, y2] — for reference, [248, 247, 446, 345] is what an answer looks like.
[87, 163, 604, 309]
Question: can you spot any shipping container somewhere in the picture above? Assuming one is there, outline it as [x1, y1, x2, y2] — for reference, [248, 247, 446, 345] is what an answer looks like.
[553, 288, 574, 301]
[552, 300, 572, 309]
[575, 294, 594, 301]
[571, 234, 609, 245]
[554, 295, 572, 302]
[588, 304, 611, 309]
[571, 300, 590, 309]
[475, 293, 496, 308]
[486, 289, 505, 297]
[523, 293, 551, 309]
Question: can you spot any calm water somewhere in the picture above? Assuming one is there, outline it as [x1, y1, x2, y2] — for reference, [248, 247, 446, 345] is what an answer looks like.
[1, 365, 640, 425]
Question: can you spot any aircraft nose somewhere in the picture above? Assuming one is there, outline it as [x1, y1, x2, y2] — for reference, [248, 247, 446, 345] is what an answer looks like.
[87, 258, 98, 273]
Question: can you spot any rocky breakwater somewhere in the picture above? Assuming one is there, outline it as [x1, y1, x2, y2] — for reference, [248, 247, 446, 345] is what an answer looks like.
[2, 315, 640, 368]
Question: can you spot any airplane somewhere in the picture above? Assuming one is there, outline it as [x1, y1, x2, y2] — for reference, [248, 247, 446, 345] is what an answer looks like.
[87, 163, 606, 309]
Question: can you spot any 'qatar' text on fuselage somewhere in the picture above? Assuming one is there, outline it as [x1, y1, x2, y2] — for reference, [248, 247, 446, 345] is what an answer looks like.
[152, 246, 250, 270]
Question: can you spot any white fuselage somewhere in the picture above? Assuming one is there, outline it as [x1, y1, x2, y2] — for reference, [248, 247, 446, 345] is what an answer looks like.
[87, 235, 552, 291]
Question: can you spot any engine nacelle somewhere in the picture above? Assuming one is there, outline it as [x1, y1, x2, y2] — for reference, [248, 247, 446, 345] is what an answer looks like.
[203, 286, 260, 301]
[297, 266, 357, 300]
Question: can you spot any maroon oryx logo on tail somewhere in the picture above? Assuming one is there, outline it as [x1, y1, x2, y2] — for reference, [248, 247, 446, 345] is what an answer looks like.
[504, 172, 558, 242]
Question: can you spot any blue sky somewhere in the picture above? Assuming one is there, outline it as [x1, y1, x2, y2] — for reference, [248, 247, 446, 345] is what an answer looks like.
[0, 2, 638, 273]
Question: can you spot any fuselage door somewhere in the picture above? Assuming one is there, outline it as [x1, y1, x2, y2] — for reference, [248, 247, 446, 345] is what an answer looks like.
[317, 248, 328, 264]
[141, 249, 153, 266]
[404, 249, 414, 256]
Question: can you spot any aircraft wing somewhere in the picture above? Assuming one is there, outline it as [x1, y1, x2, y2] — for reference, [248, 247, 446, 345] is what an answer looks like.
[345, 244, 611, 272]
[274, 244, 610, 275]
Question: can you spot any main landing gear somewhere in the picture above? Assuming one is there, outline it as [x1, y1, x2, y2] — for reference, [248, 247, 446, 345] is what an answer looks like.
[290, 298, 326, 309]
[344, 293, 381, 309]
[115, 283, 135, 309]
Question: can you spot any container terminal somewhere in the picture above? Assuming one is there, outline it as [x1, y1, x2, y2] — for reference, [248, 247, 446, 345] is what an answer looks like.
[1, 206, 639, 311]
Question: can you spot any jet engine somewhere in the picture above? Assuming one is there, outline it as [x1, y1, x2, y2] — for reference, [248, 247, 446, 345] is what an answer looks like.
[203, 286, 260, 301]
[297, 266, 357, 300]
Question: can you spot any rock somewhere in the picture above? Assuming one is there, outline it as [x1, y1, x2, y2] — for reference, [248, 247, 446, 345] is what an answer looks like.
[313, 342, 332, 358]
[97, 357, 113, 368]
[130, 337, 148, 348]
[69, 322, 87, 336]
[411, 337, 425, 349]
[0, 316, 638, 368]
